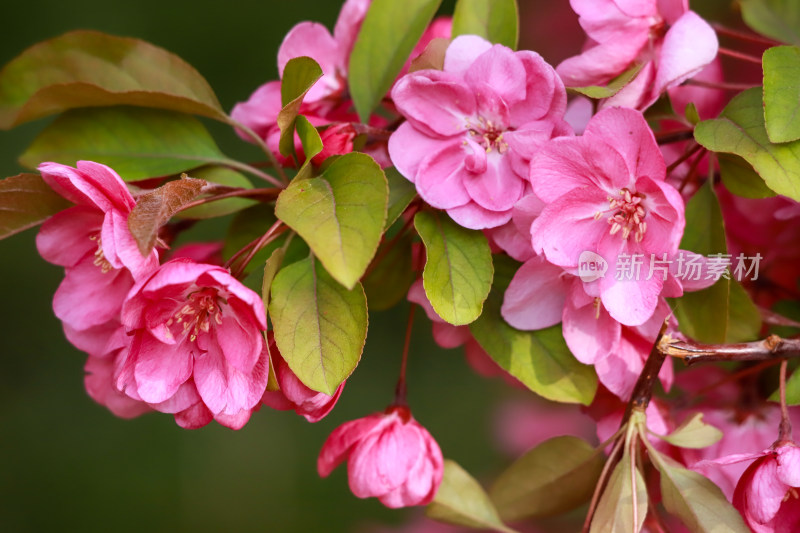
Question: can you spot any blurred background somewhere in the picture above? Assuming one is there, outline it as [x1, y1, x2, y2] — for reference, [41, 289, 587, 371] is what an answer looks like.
[0, 1, 733, 532]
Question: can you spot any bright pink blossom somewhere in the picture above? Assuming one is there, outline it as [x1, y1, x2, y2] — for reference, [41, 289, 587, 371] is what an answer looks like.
[318, 406, 444, 508]
[731, 443, 800, 532]
[557, 0, 718, 110]
[389, 35, 569, 229]
[262, 333, 344, 422]
[528, 107, 685, 325]
[116, 258, 268, 429]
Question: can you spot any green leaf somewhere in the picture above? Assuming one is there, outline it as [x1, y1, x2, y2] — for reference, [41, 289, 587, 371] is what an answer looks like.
[294, 115, 324, 180]
[348, 0, 443, 121]
[414, 211, 493, 325]
[673, 180, 762, 343]
[20, 107, 230, 181]
[426, 460, 518, 533]
[490, 436, 604, 521]
[646, 443, 750, 533]
[452, 0, 519, 49]
[657, 413, 723, 449]
[362, 232, 415, 311]
[590, 446, 647, 533]
[0, 173, 72, 239]
[718, 154, 776, 199]
[275, 152, 388, 289]
[269, 256, 367, 395]
[277, 57, 323, 160]
[128, 176, 209, 254]
[694, 87, 800, 201]
[567, 63, 643, 99]
[685, 102, 701, 126]
[772, 368, 800, 405]
[741, 0, 800, 46]
[764, 46, 800, 143]
[469, 255, 598, 405]
[385, 167, 417, 229]
[262, 247, 286, 319]
[176, 166, 256, 219]
[0, 30, 225, 129]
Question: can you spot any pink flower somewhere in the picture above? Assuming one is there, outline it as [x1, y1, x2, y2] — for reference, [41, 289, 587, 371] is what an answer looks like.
[116, 258, 268, 429]
[262, 333, 344, 422]
[318, 406, 444, 508]
[389, 35, 569, 229]
[732, 443, 800, 532]
[557, 0, 718, 110]
[528, 107, 685, 325]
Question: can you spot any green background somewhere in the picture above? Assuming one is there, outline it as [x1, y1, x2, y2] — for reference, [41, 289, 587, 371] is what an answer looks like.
[0, 1, 733, 531]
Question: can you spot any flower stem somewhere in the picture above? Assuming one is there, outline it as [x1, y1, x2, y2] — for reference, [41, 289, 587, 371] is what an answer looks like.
[666, 143, 704, 174]
[226, 220, 286, 278]
[779, 359, 793, 442]
[582, 435, 626, 533]
[712, 23, 780, 46]
[178, 187, 281, 212]
[394, 304, 416, 406]
[684, 79, 759, 91]
[717, 46, 763, 65]
[221, 158, 286, 187]
[226, 117, 290, 184]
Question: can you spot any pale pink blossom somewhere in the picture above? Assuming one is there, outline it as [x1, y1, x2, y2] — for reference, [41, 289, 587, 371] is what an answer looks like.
[318, 406, 444, 508]
[528, 107, 685, 325]
[116, 258, 268, 429]
[262, 333, 344, 422]
[389, 35, 569, 229]
[557, 0, 718, 110]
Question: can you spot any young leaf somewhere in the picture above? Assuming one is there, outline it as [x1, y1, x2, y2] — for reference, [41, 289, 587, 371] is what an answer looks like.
[176, 166, 256, 220]
[741, 0, 800, 46]
[128, 177, 209, 254]
[262, 247, 286, 319]
[348, 0, 443, 122]
[426, 460, 518, 533]
[718, 154, 776, 199]
[277, 57, 323, 159]
[362, 232, 415, 311]
[469, 255, 598, 405]
[269, 256, 367, 395]
[646, 443, 750, 533]
[0, 173, 72, 239]
[764, 46, 800, 143]
[693, 88, 800, 201]
[20, 107, 230, 181]
[567, 63, 643, 99]
[590, 446, 647, 533]
[0, 30, 226, 129]
[414, 211, 493, 326]
[490, 436, 604, 521]
[452, 0, 519, 49]
[385, 167, 417, 229]
[656, 413, 723, 449]
[275, 152, 388, 289]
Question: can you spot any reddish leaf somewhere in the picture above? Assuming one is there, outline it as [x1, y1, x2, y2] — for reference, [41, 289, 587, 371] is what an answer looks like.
[128, 177, 209, 254]
[0, 30, 226, 129]
[0, 173, 72, 239]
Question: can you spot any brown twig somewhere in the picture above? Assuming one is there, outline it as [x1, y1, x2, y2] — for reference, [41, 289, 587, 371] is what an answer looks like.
[394, 304, 417, 406]
[663, 335, 800, 364]
[622, 321, 671, 423]
[178, 187, 281, 212]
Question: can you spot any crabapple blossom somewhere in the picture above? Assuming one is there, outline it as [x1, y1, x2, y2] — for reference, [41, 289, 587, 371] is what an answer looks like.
[116, 258, 268, 429]
[557, 0, 718, 110]
[262, 333, 344, 422]
[529, 106, 685, 325]
[318, 405, 443, 508]
[389, 35, 570, 229]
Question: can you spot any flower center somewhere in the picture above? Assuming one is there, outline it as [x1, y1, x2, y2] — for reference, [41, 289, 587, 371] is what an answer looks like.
[166, 288, 224, 342]
[89, 233, 113, 273]
[466, 117, 509, 154]
[597, 188, 647, 242]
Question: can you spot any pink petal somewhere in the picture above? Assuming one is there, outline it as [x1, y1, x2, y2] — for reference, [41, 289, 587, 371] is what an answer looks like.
[777, 445, 800, 488]
[653, 11, 718, 96]
[563, 285, 621, 364]
[36, 206, 101, 267]
[583, 107, 666, 184]
[510, 51, 567, 122]
[318, 414, 387, 477]
[278, 22, 341, 77]
[463, 154, 524, 212]
[556, 37, 647, 88]
[746, 456, 787, 525]
[657, 0, 688, 24]
[388, 123, 451, 183]
[464, 45, 527, 107]
[501, 256, 570, 330]
[391, 70, 475, 137]
[174, 401, 214, 429]
[447, 201, 511, 230]
[599, 255, 663, 326]
[64, 321, 122, 358]
[530, 187, 611, 267]
[133, 334, 194, 404]
[230, 81, 283, 141]
[348, 419, 420, 497]
[333, 0, 371, 60]
[217, 315, 262, 373]
[84, 355, 150, 419]
[431, 322, 471, 349]
[214, 409, 253, 430]
[76, 161, 135, 212]
[415, 144, 472, 210]
[151, 380, 203, 413]
[612, 0, 657, 17]
[53, 256, 133, 330]
[443, 35, 493, 77]
[601, 60, 656, 110]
